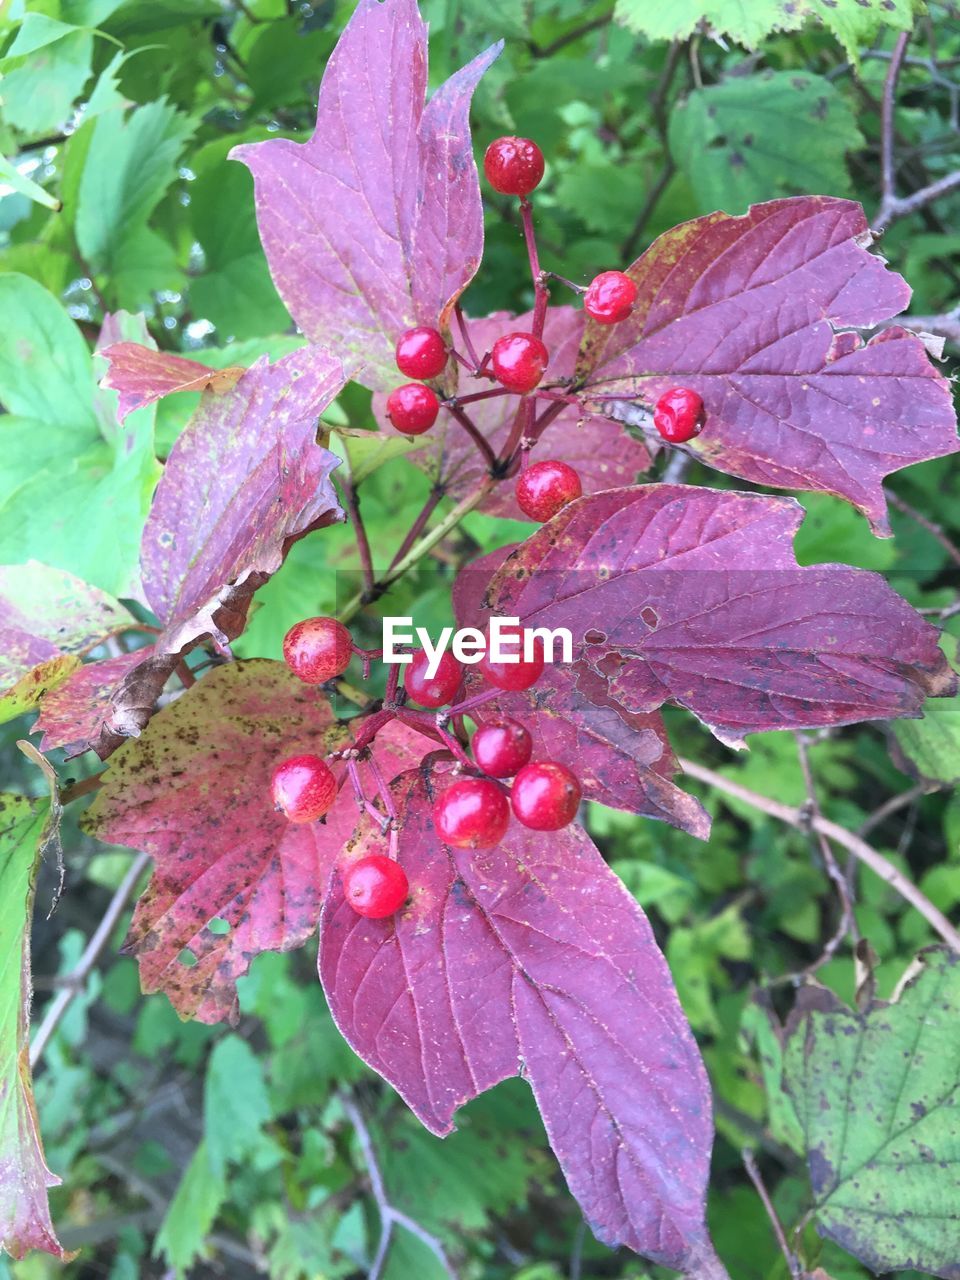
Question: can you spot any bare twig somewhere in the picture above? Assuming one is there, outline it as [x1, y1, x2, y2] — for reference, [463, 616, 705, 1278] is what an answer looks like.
[341, 478, 377, 601]
[30, 853, 151, 1067]
[887, 488, 960, 566]
[893, 305, 960, 347]
[678, 757, 960, 951]
[340, 1093, 459, 1280]
[528, 13, 610, 58]
[857, 781, 938, 840]
[742, 1150, 803, 1278]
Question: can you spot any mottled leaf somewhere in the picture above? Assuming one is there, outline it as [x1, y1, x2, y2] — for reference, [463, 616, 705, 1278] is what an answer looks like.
[784, 950, 960, 1276]
[83, 661, 424, 1023]
[890, 639, 960, 786]
[33, 653, 145, 758]
[232, 0, 501, 390]
[100, 345, 245, 424]
[320, 767, 721, 1272]
[480, 485, 954, 747]
[373, 308, 652, 518]
[578, 198, 958, 534]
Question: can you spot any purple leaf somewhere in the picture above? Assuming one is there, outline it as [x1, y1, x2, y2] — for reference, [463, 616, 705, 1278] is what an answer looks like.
[320, 766, 721, 1271]
[100, 344, 244, 423]
[373, 307, 652, 517]
[231, 0, 501, 390]
[479, 485, 955, 747]
[578, 197, 957, 533]
[82, 660, 425, 1023]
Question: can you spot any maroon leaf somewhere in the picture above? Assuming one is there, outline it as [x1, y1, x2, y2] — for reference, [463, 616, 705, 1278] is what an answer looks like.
[231, 0, 501, 390]
[578, 197, 957, 534]
[83, 346, 346, 757]
[82, 660, 425, 1023]
[373, 307, 652, 517]
[100, 344, 244, 424]
[320, 766, 721, 1271]
[479, 485, 955, 747]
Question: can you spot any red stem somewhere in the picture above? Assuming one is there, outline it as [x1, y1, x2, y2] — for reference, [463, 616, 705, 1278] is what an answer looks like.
[451, 387, 513, 407]
[341, 478, 376, 599]
[444, 403, 498, 471]
[455, 302, 482, 371]
[388, 487, 445, 572]
[520, 198, 550, 339]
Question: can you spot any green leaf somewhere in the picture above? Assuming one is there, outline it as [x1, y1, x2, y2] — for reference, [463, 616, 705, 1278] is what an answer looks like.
[0, 273, 93, 426]
[203, 1034, 272, 1179]
[891, 639, 960, 785]
[154, 1140, 226, 1276]
[5, 13, 82, 57]
[669, 71, 862, 215]
[0, 29, 93, 137]
[740, 996, 805, 1155]
[784, 949, 960, 1275]
[0, 158, 61, 212]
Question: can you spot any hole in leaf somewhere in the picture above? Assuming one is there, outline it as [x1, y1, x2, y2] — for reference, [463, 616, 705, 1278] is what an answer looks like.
[640, 607, 660, 629]
[584, 629, 607, 644]
[178, 947, 198, 967]
[207, 917, 231, 936]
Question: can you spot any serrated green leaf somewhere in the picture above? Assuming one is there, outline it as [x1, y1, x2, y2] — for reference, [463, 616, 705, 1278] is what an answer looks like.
[5, 13, 81, 57]
[891, 639, 960, 785]
[203, 1034, 272, 1178]
[0, 29, 93, 137]
[154, 1140, 226, 1276]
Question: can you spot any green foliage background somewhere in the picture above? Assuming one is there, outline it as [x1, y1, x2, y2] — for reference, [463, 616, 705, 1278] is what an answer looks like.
[2, 1, 960, 1277]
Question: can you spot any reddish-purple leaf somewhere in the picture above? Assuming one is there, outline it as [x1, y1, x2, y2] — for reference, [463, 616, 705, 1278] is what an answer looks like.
[231, 0, 501, 390]
[100, 344, 244, 423]
[83, 346, 346, 757]
[33, 652, 145, 758]
[578, 197, 957, 533]
[82, 660, 425, 1023]
[480, 485, 955, 747]
[373, 308, 652, 517]
[320, 766, 721, 1271]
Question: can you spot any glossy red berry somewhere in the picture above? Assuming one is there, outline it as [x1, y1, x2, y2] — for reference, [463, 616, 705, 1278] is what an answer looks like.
[511, 761, 581, 831]
[404, 649, 463, 708]
[271, 754, 337, 823]
[490, 332, 549, 394]
[343, 854, 409, 918]
[282, 616, 352, 684]
[472, 718, 533, 779]
[653, 386, 706, 444]
[584, 270, 637, 324]
[395, 326, 447, 380]
[433, 778, 510, 849]
[386, 383, 440, 435]
[478, 625, 545, 692]
[515, 460, 582, 522]
[483, 136, 545, 197]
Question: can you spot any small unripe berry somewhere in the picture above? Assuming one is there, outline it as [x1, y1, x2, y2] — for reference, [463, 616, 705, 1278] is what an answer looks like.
[515, 460, 582, 522]
[483, 136, 545, 197]
[433, 778, 510, 849]
[283, 616, 352, 684]
[472, 718, 533, 779]
[490, 332, 548, 394]
[395, 326, 447, 380]
[478, 625, 545, 692]
[511, 761, 581, 831]
[343, 854, 409, 918]
[271, 754, 337, 823]
[653, 387, 706, 444]
[386, 383, 440, 435]
[404, 649, 463, 708]
[584, 270, 637, 324]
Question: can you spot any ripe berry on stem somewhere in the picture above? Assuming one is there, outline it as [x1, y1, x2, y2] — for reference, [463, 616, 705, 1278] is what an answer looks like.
[515, 460, 582, 522]
[472, 717, 533, 779]
[511, 761, 581, 831]
[490, 332, 549, 394]
[395, 326, 447, 380]
[283, 616, 352, 684]
[271, 754, 337, 823]
[386, 383, 440, 435]
[343, 854, 409, 918]
[584, 270, 637, 325]
[478, 625, 545, 692]
[433, 778, 510, 849]
[483, 136, 545, 197]
[404, 649, 463, 708]
[653, 386, 706, 444]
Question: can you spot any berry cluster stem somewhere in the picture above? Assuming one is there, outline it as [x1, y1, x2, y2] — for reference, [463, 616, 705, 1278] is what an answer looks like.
[520, 197, 550, 339]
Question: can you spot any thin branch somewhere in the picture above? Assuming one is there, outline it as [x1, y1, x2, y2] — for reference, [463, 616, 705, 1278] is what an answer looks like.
[892, 305, 960, 348]
[857, 781, 938, 840]
[877, 169, 960, 232]
[529, 13, 610, 58]
[341, 478, 377, 601]
[678, 757, 960, 952]
[443, 403, 498, 471]
[30, 853, 151, 1067]
[742, 1150, 802, 1279]
[887, 488, 960, 566]
[520, 198, 550, 339]
[387, 486, 445, 573]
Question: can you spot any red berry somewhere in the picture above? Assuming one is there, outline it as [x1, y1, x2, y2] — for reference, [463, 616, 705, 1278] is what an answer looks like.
[282, 616, 352, 684]
[515, 460, 582, 522]
[483, 136, 545, 197]
[511, 761, 581, 831]
[404, 649, 463, 708]
[653, 387, 706, 444]
[584, 270, 637, 325]
[433, 778, 510, 849]
[490, 332, 549, 394]
[472, 718, 533, 779]
[395, 327, 447, 380]
[386, 383, 440, 435]
[478, 625, 545, 692]
[343, 854, 409, 918]
[271, 754, 337, 823]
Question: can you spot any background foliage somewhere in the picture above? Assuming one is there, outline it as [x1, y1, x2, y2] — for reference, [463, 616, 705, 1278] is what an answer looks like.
[2, 0, 960, 1276]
